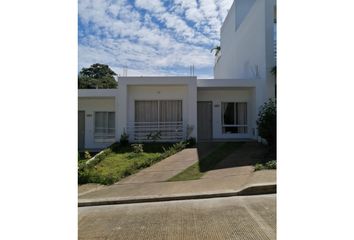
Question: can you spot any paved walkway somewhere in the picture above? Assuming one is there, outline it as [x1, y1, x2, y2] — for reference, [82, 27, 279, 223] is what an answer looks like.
[116, 143, 221, 184]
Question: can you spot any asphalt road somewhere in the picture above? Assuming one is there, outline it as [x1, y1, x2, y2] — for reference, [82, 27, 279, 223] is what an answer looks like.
[78, 194, 276, 240]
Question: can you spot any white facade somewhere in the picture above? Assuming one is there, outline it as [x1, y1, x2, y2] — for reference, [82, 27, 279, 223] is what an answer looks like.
[214, 0, 276, 100]
[78, 0, 276, 150]
[117, 77, 197, 143]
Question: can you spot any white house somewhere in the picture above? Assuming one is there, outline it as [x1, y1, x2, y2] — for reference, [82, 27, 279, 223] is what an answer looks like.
[78, 0, 276, 150]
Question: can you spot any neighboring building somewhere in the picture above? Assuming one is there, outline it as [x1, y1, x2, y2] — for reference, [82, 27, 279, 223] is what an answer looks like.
[78, 0, 276, 150]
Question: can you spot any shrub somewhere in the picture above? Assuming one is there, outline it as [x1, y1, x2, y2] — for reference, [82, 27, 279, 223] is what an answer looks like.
[254, 163, 265, 171]
[84, 151, 92, 160]
[86, 148, 112, 167]
[161, 141, 187, 158]
[254, 160, 276, 171]
[265, 160, 276, 169]
[120, 130, 129, 146]
[186, 137, 196, 148]
[109, 142, 120, 152]
[173, 141, 187, 151]
[131, 143, 144, 154]
[78, 162, 91, 184]
[257, 98, 276, 147]
[146, 131, 161, 142]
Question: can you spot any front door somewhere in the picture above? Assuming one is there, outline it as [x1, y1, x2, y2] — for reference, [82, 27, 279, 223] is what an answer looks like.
[78, 111, 85, 150]
[197, 101, 212, 141]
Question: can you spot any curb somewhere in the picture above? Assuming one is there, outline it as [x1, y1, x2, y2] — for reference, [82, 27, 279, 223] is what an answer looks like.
[78, 183, 276, 207]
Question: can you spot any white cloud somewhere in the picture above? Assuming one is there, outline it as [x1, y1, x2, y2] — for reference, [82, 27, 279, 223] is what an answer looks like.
[134, 0, 164, 13]
[78, 0, 233, 77]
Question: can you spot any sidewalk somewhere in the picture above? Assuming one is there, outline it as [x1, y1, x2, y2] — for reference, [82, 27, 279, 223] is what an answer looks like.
[79, 169, 276, 206]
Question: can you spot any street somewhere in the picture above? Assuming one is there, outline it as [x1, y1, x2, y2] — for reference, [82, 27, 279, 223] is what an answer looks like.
[79, 194, 276, 240]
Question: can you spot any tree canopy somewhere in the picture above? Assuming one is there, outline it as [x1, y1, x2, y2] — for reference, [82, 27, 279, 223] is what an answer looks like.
[257, 98, 276, 149]
[78, 63, 117, 89]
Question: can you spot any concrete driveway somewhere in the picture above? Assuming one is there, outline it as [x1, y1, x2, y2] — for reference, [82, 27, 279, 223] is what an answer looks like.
[202, 142, 268, 179]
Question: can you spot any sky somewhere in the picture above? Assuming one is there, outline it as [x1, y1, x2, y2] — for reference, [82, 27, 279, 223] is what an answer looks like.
[78, 0, 234, 78]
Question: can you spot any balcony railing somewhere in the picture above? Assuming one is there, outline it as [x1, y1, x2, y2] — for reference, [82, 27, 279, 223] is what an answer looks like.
[127, 121, 185, 142]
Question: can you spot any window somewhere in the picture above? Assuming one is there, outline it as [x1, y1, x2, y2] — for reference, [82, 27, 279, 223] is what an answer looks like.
[135, 100, 182, 122]
[135, 101, 158, 122]
[94, 112, 115, 142]
[222, 102, 248, 134]
[159, 100, 182, 122]
[133, 100, 183, 141]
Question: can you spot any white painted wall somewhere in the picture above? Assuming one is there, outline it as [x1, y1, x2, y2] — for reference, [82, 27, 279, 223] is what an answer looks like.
[197, 88, 256, 139]
[127, 85, 189, 141]
[117, 77, 197, 142]
[214, 0, 276, 100]
[215, 0, 265, 79]
[78, 97, 116, 149]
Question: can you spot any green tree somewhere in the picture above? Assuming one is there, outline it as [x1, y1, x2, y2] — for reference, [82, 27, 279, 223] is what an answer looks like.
[257, 98, 276, 151]
[78, 63, 117, 89]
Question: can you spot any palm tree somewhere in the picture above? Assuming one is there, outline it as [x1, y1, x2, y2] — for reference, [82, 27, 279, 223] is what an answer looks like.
[210, 46, 221, 56]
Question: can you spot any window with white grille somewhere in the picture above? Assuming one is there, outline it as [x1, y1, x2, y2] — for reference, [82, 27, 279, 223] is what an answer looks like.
[132, 100, 183, 141]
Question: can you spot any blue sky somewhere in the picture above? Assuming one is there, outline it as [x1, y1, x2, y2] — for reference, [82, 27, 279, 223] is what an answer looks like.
[78, 0, 233, 78]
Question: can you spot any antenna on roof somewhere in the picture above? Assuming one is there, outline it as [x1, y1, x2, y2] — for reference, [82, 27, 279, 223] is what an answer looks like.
[123, 65, 128, 76]
[189, 65, 195, 77]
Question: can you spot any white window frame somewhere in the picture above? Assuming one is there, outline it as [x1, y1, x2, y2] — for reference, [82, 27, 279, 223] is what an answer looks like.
[94, 111, 115, 143]
[221, 102, 248, 134]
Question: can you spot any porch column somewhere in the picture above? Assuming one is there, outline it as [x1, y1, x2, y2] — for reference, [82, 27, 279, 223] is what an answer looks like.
[187, 78, 198, 139]
[116, 80, 128, 141]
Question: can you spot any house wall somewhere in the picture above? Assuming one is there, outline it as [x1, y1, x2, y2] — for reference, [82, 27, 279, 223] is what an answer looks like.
[78, 97, 116, 149]
[127, 85, 190, 141]
[214, 0, 276, 100]
[197, 88, 256, 139]
[117, 77, 198, 141]
[215, 0, 266, 79]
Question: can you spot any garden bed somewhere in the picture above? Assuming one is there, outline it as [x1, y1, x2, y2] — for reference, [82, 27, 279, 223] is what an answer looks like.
[79, 141, 189, 185]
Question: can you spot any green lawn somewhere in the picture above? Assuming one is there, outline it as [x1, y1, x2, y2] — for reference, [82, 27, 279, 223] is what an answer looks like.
[168, 142, 243, 182]
[90, 151, 162, 184]
[79, 142, 183, 185]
